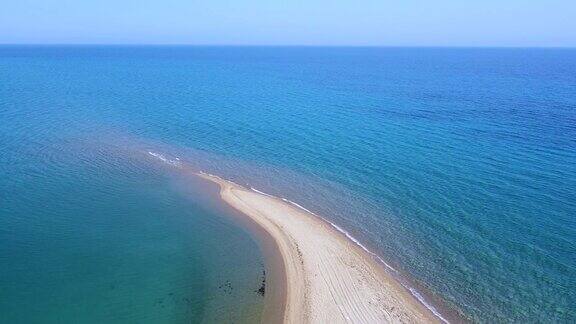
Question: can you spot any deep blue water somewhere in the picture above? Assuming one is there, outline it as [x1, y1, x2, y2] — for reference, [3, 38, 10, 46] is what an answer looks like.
[1, 46, 575, 322]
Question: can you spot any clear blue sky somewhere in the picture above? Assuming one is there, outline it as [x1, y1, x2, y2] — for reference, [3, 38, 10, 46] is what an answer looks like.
[1, 0, 574, 46]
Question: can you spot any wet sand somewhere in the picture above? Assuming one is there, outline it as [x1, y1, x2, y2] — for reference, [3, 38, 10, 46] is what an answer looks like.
[198, 172, 440, 323]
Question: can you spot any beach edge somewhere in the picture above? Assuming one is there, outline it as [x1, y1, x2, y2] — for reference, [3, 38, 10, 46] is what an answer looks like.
[197, 171, 444, 323]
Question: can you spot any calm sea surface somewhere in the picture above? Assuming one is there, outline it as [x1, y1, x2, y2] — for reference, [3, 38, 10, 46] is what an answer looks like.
[1, 46, 575, 322]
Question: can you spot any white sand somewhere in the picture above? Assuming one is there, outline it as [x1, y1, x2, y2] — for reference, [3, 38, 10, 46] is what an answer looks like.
[199, 173, 440, 324]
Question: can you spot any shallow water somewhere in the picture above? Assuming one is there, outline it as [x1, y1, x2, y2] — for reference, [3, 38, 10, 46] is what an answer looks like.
[0, 125, 266, 322]
[1, 46, 575, 322]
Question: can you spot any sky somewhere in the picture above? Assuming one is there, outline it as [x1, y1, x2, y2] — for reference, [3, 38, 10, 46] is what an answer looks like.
[0, 0, 574, 47]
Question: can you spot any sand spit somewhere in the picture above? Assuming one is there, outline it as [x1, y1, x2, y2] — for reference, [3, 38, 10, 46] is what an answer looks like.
[198, 172, 440, 324]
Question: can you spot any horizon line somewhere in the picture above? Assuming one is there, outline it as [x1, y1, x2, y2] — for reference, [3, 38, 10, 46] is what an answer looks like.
[0, 43, 575, 49]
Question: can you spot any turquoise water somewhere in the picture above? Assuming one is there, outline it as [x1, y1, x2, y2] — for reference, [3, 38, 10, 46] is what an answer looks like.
[1, 46, 575, 322]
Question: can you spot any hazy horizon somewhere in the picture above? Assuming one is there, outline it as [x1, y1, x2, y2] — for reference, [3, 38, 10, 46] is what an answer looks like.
[1, 44, 576, 48]
[1, 0, 575, 47]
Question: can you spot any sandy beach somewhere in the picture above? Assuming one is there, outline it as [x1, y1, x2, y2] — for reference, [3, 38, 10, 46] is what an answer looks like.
[198, 172, 440, 323]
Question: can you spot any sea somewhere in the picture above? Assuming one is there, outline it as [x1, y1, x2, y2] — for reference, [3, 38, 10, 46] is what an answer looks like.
[0, 46, 574, 323]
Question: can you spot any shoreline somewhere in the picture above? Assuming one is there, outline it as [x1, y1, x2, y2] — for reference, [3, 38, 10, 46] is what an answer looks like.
[198, 172, 444, 323]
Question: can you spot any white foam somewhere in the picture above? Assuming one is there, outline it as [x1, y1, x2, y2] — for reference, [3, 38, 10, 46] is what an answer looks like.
[279, 196, 399, 274]
[197, 171, 449, 322]
[250, 187, 276, 198]
[408, 288, 450, 323]
[147, 151, 182, 167]
[246, 183, 449, 323]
